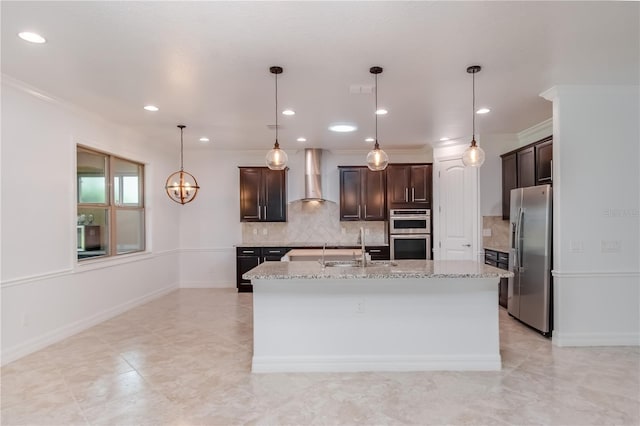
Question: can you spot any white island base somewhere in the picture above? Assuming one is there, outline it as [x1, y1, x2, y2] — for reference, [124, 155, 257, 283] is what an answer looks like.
[249, 262, 504, 373]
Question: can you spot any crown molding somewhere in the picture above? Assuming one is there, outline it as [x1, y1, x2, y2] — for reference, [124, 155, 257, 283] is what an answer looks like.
[517, 118, 552, 146]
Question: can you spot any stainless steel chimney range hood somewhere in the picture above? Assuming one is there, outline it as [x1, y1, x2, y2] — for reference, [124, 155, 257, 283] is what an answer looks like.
[300, 148, 326, 202]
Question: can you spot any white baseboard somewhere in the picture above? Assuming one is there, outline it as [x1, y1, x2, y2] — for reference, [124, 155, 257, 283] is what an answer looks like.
[1, 283, 179, 365]
[180, 281, 235, 289]
[252, 354, 502, 373]
[553, 332, 640, 347]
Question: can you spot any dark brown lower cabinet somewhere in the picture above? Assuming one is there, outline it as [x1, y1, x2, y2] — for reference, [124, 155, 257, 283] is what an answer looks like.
[236, 247, 291, 292]
[485, 249, 509, 308]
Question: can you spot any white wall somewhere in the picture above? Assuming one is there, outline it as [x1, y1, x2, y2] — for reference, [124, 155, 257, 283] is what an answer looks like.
[178, 146, 432, 288]
[541, 85, 640, 346]
[479, 133, 519, 216]
[1, 78, 181, 363]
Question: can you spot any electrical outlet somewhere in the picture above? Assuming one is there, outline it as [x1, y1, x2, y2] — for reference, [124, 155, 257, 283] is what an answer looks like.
[341, 227, 346, 235]
[365, 228, 370, 235]
[601, 240, 621, 253]
[262, 228, 268, 235]
[483, 228, 492, 237]
[252, 228, 257, 235]
[569, 240, 584, 253]
[356, 299, 366, 314]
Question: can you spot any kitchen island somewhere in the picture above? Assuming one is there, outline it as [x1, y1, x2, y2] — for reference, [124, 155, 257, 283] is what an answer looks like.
[244, 260, 512, 373]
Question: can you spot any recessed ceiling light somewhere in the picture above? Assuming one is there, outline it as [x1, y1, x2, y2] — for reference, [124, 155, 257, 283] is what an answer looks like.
[440, 137, 450, 141]
[375, 109, 388, 115]
[476, 108, 490, 114]
[143, 105, 159, 112]
[18, 32, 46, 44]
[329, 123, 357, 133]
[199, 137, 210, 142]
[365, 137, 375, 143]
[282, 109, 295, 116]
[296, 137, 307, 142]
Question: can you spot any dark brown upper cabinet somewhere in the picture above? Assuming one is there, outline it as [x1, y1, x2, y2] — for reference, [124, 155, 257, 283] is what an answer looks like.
[501, 136, 552, 220]
[239, 167, 287, 222]
[386, 164, 432, 209]
[339, 166, 386, 221]
[536, 138, 553, 185]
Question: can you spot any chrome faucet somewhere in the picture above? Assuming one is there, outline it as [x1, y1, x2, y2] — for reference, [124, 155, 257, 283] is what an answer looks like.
[360, 227, 367, 267]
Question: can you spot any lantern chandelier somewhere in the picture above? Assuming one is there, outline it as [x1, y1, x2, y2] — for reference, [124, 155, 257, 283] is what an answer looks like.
[462, 65, 486, 167]
[165, 125, 200, 204]
[366, 66, 389, 171]
[265, 66, 288, 170]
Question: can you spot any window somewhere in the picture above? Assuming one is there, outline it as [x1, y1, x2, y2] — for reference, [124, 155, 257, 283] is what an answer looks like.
[77, 146, 145, 260]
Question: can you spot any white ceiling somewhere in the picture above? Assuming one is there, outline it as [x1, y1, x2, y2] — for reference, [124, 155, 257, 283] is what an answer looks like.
[2, 1, 638, 151]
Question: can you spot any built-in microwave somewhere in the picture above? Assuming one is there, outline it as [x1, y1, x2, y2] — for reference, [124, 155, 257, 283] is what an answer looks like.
[389, 209, 431, 234]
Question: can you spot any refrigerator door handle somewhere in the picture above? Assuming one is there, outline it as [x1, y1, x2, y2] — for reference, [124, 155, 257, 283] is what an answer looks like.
[517, 208, 525, 271]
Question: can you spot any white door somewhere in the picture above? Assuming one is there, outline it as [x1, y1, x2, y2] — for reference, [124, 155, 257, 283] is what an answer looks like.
[439, 158, 475, 260]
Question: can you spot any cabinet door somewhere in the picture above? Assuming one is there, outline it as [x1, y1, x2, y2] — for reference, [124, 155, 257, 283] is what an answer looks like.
[501, 153, 517, 220]
[517, 147, 535, 188]
[263, 169, 287, 222]
[239, 168, 262, 221]
[386, 165, 410, 207]
[535, 140, 553, 185]
[236, 248, 261, 292]
[409, 165, 432, 206]
[362, 169, 386, 220]
[339, 168, 362, 221]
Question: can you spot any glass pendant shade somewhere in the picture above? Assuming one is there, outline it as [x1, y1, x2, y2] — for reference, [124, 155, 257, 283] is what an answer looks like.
[165, 125, 200, 205]
[462, 139, 486, 167]
[266, 141, 288, 170]
[367, 143, 389, 171]
[165, 170, 200, 204]
[266, 66, 288, 170]
[464, 65, 485, 168]
[367, 66, 389, 171]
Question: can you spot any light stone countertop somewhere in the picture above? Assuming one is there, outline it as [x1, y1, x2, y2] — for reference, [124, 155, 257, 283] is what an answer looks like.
[243, 259, 514, 280]
[236, 242, 388, 248]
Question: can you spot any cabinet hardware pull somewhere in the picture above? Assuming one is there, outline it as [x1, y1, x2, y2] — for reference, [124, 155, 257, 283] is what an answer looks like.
[268, 250, 279, 253]
[405, 188, 408, 202]
[364, 205, 367, 218]
[358, 205, 361, 217]
[369, 249, 381, 253]
[412, 187, 415, 201]
[242, 250, 253, 254]
[550, 159, 553, 182]
[258, 206, 261, 220]
[463, 244, 471, 247]
[264, 205, 267, 219]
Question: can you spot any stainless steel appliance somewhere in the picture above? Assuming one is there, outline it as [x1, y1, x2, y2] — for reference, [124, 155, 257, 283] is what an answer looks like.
[508, 185, 552, 335]
[389, 209, 430, 234]
[390, 209, 431, 260]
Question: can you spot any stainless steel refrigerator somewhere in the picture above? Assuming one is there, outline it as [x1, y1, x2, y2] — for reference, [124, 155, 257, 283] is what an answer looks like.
[508, 185, 552, 335]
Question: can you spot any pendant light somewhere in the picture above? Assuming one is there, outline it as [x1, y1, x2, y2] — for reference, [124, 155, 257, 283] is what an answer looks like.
[366, 66, 389, 171]
[265, 66, 288, 170]
[462, 65, 486, 167]
[165, 125, 200, 204]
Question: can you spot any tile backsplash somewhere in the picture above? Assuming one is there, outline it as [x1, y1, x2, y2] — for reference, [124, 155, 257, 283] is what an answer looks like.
[242, 200, 386, 245]
[483, 216, 510, 249]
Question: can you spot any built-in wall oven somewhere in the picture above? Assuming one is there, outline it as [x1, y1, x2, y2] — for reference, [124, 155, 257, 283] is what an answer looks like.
[389, 209, 431, 260]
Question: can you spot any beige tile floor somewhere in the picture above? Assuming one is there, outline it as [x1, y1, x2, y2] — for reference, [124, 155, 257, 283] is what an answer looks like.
[1, 288, 639, 425]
